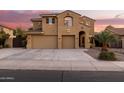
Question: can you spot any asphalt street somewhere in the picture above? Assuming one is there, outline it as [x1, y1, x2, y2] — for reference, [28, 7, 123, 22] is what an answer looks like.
[0, 70, 124, 82]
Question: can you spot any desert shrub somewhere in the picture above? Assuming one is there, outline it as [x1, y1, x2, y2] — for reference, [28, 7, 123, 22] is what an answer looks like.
[98, 51, 116, 61]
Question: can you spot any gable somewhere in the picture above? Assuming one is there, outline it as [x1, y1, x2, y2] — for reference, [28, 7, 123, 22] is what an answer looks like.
[57, 10, 81, 18]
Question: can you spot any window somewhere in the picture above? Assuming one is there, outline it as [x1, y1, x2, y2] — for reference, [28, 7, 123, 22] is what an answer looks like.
[46, 18, 55, 24]
[64, 17, 73, 27]
[85, 21, 90, 26]
[52, 18, 55, 24]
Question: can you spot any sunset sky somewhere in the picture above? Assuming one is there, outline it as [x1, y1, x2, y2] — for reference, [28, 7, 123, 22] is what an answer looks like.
[1, 10, 124, 32]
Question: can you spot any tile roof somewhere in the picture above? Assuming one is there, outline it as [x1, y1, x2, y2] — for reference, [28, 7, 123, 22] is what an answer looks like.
[0, 24, 14, 30]
[106, 25, 124, 35]
[31, 18, 42, 22]
[40, 13, 58, 17]
[40, 10, 81, 16]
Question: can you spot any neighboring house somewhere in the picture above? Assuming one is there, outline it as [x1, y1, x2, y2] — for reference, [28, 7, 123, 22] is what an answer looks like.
[27, 10, 95, 49]
[0, 25, 15, 47]
[105, 25, 124, 48]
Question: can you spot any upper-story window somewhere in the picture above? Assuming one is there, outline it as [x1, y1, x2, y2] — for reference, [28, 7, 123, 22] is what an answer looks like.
[85, 21, 90, 26]
[46, 18, 55, 24]
[64, 17, 73, 27]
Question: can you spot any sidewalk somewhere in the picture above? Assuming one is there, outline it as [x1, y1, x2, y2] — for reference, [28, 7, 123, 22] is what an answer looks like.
[0, 60, 124, 71]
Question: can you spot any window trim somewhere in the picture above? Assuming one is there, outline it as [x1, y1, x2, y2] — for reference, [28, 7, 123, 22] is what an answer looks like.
[64, 16, 73, 27]
[46, 17, 55, 24]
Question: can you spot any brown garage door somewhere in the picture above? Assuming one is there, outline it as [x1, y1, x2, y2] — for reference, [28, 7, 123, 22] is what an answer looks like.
[32, 35, 57, 49]
[62, 35, 75, 49]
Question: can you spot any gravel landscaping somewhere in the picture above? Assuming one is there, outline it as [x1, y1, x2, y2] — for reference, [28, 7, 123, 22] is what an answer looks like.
[85, 48, 124, 61]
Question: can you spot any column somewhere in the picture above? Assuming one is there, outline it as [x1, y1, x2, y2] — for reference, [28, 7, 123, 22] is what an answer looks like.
[58, 36, 62, 49]
[75, 35, 79, 49]
[27, 35, 32, 48]
[85, 32, 90, 48]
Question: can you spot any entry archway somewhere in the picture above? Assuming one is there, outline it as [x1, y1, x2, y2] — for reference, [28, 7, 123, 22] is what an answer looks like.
[79, 31, 85, 48]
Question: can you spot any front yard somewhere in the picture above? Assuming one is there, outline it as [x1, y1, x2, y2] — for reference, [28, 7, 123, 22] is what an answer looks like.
[85, 48, 124, 61]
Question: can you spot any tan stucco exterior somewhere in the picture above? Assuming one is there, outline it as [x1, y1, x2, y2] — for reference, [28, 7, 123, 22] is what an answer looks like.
[27, 10, 95, 49]
[0, 25, 14, 47]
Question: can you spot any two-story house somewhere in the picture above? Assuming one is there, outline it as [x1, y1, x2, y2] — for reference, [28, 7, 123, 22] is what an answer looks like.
[27, 10, 95, 49]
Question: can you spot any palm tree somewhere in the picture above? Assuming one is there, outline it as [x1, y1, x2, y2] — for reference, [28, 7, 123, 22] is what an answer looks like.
[95, 30, 117, 51]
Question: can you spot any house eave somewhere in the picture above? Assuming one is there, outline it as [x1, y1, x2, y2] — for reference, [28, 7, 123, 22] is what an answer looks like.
[26, 31, 44, 35]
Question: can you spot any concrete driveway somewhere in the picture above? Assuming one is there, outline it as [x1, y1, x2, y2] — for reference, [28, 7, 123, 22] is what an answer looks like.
[0, 48, 124, 71]
[0, 48, 96, 61]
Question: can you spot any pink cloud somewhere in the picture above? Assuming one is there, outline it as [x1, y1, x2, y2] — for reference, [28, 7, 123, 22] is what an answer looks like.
[0, 21, 32, 29]
[96, 18, 124, 25]
[1, 10, 124, 32]
[0, 10, 50, 29]
[95, 24, 108, 32]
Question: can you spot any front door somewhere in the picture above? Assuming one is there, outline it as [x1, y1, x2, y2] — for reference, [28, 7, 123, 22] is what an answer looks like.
[79, 31, 85, 48]
[81, 37, 85, 47]
[80, 36, 85, 47]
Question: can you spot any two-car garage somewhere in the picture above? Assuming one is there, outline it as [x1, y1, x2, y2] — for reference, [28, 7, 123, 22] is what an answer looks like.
[31, 35, 75, 49]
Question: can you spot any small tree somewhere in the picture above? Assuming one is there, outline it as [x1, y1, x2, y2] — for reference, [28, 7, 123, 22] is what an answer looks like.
[95, 30, 118, 61]
[14, 28, 26, 38]
[0, 31, 10, 48]
[14, 28, 27, 48]
[95, 30, 117, 51]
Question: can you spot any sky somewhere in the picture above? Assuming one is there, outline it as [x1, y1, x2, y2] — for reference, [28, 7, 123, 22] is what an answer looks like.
[1, 10, 124, 32]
